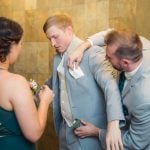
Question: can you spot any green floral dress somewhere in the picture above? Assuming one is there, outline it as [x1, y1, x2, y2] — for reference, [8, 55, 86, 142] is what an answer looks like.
[0, 107, 35, 150]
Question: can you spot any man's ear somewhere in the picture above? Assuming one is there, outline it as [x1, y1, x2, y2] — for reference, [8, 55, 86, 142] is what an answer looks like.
[121, 58, 130, 68]
[66, 26, 73, 34]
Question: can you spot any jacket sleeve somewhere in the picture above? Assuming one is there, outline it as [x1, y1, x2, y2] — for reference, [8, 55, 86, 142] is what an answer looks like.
[140, 36, 150, 50]
[122, 103, 150, 150]
[88, 29, 150, 51]
[88, 46, 124, 122]
[88, 28, 113, 46]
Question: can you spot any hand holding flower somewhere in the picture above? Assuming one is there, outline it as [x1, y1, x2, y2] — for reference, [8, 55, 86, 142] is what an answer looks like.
[38, 85, 54, 105]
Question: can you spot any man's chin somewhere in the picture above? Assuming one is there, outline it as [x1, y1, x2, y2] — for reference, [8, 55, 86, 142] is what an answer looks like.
[56, 49, 65, 54]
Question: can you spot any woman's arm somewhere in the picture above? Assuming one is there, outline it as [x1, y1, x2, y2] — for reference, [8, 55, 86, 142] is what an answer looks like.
[11, 75, 53, 142]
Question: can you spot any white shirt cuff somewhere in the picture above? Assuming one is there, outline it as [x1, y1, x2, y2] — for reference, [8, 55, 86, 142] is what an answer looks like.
[87, 38, 93, 46]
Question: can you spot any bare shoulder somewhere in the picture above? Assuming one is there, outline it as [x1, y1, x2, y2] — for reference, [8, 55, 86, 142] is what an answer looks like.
[8, 73, 29, 89]
[1, 73, 31, 106]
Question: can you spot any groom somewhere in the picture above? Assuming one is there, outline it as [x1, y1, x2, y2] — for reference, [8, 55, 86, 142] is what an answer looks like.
[43, 13, 124, 150]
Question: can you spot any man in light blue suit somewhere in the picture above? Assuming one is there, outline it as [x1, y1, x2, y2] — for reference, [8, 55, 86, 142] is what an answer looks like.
[43, 13, 124, 150]
[68, 29, 150, 150]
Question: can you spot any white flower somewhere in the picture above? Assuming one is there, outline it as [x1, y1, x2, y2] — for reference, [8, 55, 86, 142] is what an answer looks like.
[29, 79, 39, 95]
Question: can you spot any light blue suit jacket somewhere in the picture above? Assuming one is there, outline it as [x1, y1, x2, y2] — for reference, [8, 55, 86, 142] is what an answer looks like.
[46, 35, 124, 149]
[89, 30, 150, 149]
[121, 50, 150, 150]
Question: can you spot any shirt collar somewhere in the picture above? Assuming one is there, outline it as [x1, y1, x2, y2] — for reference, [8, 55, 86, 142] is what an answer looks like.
[125, 61, 142, 80]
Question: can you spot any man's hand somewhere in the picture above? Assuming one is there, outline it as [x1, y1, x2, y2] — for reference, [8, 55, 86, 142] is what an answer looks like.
[106, 120, 123, 150]
[74, 120, 99, 138]
[67, 40, 91, 69]
[67, 48, 83, 69]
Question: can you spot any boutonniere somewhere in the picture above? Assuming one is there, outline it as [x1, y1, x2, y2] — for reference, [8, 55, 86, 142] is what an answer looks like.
[29, 79, 39, 95]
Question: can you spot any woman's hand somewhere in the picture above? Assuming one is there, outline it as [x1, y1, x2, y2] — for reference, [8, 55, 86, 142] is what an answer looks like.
[38, 85, 54, 105]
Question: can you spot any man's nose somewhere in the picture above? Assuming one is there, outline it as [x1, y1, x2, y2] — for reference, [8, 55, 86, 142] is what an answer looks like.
[51, 39, 56, 47]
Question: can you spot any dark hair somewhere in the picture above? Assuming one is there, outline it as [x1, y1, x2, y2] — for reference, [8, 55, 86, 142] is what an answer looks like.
[43, 13, 73, 33]
[105, 30, 143, 62]
[0, 17, 23, 62]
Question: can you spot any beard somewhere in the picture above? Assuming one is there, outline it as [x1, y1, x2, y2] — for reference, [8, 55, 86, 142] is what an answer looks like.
[112, 64, 123, 71]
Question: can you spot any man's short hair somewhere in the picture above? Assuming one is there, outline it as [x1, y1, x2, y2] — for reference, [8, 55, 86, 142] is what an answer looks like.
[43, 13, 73, 33]
[105, 29, 143, 62]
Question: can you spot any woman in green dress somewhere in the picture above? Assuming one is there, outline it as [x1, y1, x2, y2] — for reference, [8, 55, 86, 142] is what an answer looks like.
[0, 17, 54, 150]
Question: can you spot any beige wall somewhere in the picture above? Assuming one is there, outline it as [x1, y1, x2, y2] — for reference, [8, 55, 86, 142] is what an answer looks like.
[136, 0, 150, 39]
[0, 0, 150, 150]
[109, 0, 150, 39]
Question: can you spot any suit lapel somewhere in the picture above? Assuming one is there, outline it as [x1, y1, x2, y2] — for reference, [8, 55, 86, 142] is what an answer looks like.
[122, 64, 144, 99]
[53, 55, 62, 87]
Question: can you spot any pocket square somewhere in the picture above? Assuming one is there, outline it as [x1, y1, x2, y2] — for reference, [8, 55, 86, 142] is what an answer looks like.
[69, 63, 84, 79]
